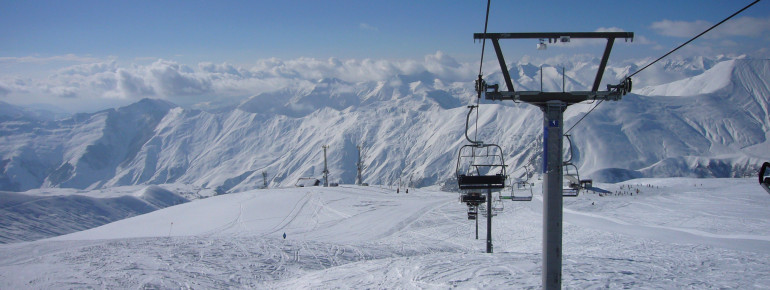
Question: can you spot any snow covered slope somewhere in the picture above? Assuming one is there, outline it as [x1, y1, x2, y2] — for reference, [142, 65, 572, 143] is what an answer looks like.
[0, 184, 198, 243]
[0, 58, 768, 191]
[0, 178, 768, 288]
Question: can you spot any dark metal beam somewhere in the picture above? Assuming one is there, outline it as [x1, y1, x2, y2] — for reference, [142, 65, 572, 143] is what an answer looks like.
[592, 38, 615, 92]
[485, 91, 622, 105]
[475, 32, 634, 40]
[486, 188, 493, 253]
[492, 39, 515, 92]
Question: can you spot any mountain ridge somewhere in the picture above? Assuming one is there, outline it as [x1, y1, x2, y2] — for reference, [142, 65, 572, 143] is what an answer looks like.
[0, 57, 768, 192]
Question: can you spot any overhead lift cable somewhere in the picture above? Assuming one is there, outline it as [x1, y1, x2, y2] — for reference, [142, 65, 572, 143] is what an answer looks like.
[473, 0, 492, 144]
[565, 0, 762, 134]
[477, 0, 491, 82]
[627, 0, 761, 80]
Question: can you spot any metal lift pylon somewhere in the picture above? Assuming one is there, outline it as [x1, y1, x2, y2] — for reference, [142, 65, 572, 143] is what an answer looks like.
[474, 31, 633, 289]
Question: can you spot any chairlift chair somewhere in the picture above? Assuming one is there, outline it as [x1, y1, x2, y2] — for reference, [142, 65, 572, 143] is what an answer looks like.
[760, 162, 770, 195]
[562, 134, 581, 197]
[456, 143, 507, 190]
[460, 192, 486, 204]
[460, 191, 486, 220]
[492, 192, 504, 213]
[467, 204, 479, 220]
[504, 179, 534, 201]
[481, 206, 497, 217]
[563, 163, 581, 197]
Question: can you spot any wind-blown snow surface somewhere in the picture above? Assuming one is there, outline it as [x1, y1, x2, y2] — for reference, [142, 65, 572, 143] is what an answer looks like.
[1, 178, 769, 288]
[0, 184, 210, 243]
[1, 58, 768, 192]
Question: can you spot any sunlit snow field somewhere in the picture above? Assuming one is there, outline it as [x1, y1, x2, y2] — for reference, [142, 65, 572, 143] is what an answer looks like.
[1, 178, 769, 288]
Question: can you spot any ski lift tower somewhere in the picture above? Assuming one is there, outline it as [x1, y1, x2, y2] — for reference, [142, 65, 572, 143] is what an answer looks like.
[356, 144, 365, 186]
[263, 171, 268, 189]
[322, 145, 330, 187]
[474, 31, 633, 290]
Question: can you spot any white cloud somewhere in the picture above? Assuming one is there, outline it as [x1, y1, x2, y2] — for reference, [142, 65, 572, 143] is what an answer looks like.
[0, 52, 482, 111]
[45, 86, 78, 99]
[16, 51, 754, 113]
[359, 23, 378, 31]
[0, 82, 10, 97]
[717, 16, 770, 38]
[651, 16, 770, 38]
[147, 60, 212, 97]
[117, 69, 155, 98]
[57, 61, 117, 76]
[651, 19, 711, 38]
[632, 35, 655, 45]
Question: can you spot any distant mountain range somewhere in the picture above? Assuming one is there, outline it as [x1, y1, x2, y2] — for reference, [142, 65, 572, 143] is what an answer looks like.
[1, 56, 768, 192]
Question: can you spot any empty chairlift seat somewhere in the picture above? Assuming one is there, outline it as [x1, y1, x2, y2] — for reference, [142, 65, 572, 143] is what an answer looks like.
[456, 143, 507, 191]
[458, 174, 507, 190]
[460, 192, 487, 204]
[563, 171, 580, 197]
[503, 180, 533, 201]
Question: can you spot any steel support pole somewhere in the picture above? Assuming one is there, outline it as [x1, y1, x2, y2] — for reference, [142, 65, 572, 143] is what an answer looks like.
[356, 145, 363, 185]
[476, 205, 479, 240]
[542, 101, 564, 290]
[263, 171, 268, 189]
[323, 145, 329, 187]
[486, 188, 493, 253]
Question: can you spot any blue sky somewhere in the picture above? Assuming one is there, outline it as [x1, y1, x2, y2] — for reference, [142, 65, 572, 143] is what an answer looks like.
[1, 0, 769, 111]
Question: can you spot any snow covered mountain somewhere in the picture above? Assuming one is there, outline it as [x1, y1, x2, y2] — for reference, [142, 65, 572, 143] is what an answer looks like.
[0, 58, 768, 192]
[585, 58, 770, 181]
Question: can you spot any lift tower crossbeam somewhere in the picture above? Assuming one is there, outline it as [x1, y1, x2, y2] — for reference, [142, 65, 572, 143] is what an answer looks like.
[474, 31, 633, 290]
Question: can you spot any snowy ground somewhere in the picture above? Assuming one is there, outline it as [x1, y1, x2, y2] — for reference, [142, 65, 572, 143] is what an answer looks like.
[1, 178, 770, 289]
[0, 184, 215, 243]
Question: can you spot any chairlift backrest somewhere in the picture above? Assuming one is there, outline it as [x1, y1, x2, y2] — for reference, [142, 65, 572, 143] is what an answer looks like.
[562, 161, 581, 197]
[492, 192, 504, 212]
[456, 143, 507, 190]
[505, 179, 533, 201]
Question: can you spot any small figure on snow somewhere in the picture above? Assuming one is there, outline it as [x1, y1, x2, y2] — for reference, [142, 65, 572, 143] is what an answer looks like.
[283, 232, 286, 239]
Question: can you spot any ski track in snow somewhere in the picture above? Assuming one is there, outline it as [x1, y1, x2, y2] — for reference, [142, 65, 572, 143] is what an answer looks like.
[1, 179, 770, 288]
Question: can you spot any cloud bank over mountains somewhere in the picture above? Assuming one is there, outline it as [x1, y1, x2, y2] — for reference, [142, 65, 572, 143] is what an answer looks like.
[0, 57, 767, 193]
[1, 50, 758, 113]
[0, 52, 481, 112]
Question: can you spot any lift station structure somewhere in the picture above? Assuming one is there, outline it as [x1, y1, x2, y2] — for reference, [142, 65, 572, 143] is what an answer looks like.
[474, 31, 633, 289]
